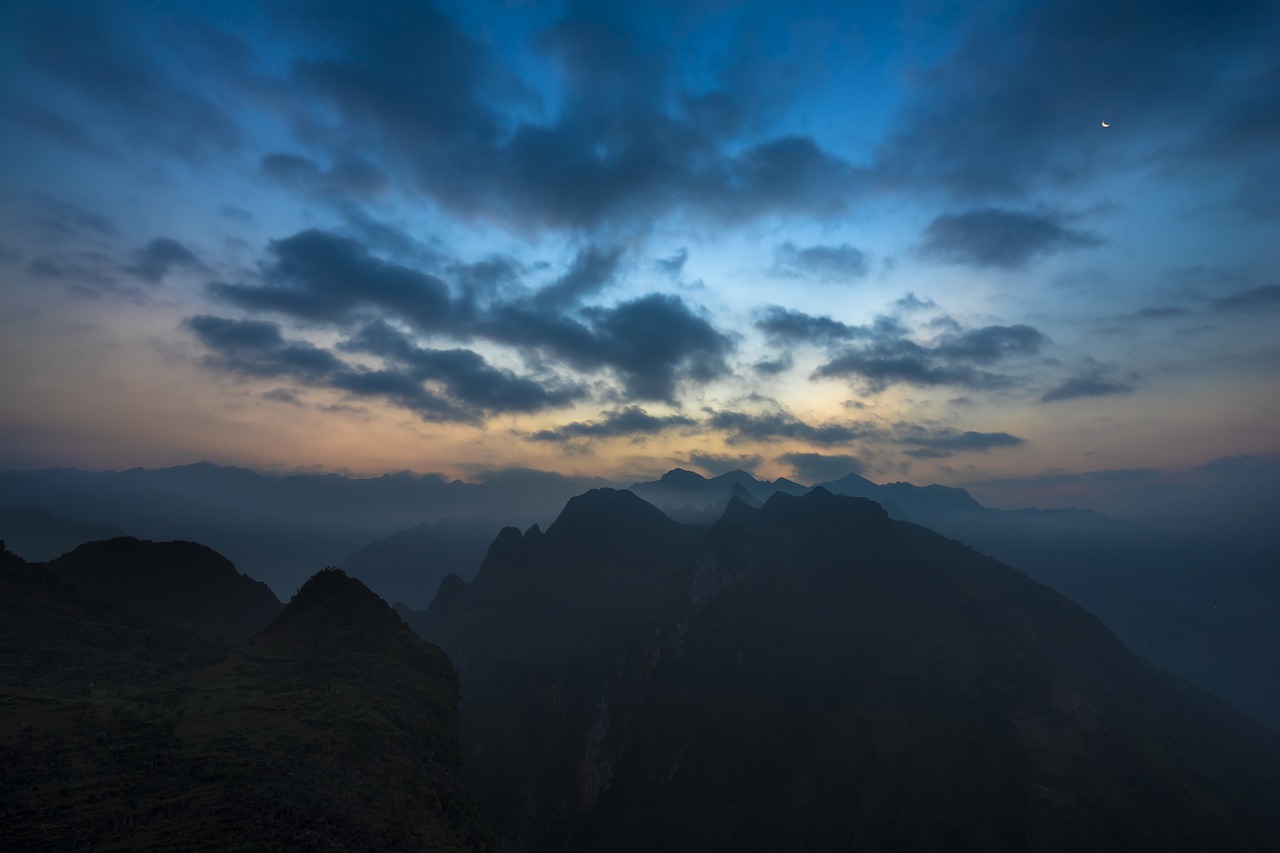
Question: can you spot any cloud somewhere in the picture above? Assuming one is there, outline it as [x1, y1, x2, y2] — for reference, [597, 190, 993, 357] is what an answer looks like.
[261, 153, 390, 199]
[1212, 285, 1280, 313]
[125, 238, 200, 282]
[265, 2, 862, 229]
[772, 241, 868, 282]
[8, 4, 243, 160]
[777, 451, 867, 484]
[1040, 359, 1137, 403]
[1041, 375, 1136, 403]
[486, 291, 733, 401]
[755, 306, 860, 345]
[875, 1, 1280, 201]
[656, 248, 688, 276]
[707, 410, 872, 447]
[920, 208, 1102, 269]
[900, 429, 1024, 459]
[341, 321, 585, 413]
[209, 229, 455, 332]
[816, 322, 1047, 391]
[533, 244, 624, 309]
[685, 451, 762, 477]
[186, 314, 563, 423]
[528, 407, 695, 443]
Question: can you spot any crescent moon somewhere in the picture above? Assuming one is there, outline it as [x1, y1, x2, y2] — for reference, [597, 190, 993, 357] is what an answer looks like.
[1101, 121, 1110, 127]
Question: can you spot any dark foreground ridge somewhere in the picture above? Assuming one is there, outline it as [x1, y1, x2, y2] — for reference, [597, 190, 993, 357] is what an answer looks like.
[1, 551, 492, 851]
[414, 487, 1280, 852]
[46, 536, 283, 640]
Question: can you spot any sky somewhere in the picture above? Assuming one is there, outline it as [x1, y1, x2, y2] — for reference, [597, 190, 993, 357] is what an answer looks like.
[1, 0, 1278, 505]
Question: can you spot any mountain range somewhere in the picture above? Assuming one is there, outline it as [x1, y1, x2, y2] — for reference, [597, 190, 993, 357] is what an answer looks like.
[5, 478, 1280, 850]
[406, 487, 1280, 851]
[3, 461, 1277, 728]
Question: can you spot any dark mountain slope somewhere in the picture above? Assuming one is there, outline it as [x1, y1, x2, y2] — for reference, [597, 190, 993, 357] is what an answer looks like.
[1, 555, 492, 852]
[417, 489, 1280, 852]
[44, 536, 282, 640]
[0, 505, 127, 562]
[819, 476, 1280, 727]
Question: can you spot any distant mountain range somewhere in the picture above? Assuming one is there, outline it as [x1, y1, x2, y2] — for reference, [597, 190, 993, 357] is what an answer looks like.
[3, 461, 1277, 726]
[407, 487, 1280, 851]
[0, 462, 605, 594]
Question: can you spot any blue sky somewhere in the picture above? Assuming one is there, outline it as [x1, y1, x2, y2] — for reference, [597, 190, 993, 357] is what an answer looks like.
[1, 0, 1277, 503]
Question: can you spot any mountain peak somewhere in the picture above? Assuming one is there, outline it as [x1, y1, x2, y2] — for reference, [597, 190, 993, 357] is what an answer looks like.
[549, 488, 671, 535]
[262, 568, 399, 642]
[657, 467, 707, 485]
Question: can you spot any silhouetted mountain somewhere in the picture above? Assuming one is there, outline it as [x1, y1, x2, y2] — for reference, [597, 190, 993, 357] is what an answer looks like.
[342, 517, 503, 608]
[44, 537, 282, 640]
[0, 505, 127, 561]
[414, 488, 1280, 852]
[1, 561, 492, 851]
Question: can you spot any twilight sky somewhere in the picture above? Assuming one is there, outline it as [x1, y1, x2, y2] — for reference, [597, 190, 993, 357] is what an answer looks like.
[1, 0, 1277, 500]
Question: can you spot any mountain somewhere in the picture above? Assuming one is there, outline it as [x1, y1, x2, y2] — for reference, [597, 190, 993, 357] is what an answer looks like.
[44, 536, 283, 640]
[342, 517, 506, 608]
[817, 477, 1280, 727]
[413, 488, 1280, 852]
[0, 505, 127, 561]
[0, 555, 492, 851]
[0, 463, 602, 595]
[628, 468, 804, 519]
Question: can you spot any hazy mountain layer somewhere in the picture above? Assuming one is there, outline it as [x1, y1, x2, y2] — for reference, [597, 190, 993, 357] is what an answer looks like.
[0, 505, 127, 562]
[0, 463, 602, 595]
[415, 488, 1280, 852]
[342, 517, 506, 609]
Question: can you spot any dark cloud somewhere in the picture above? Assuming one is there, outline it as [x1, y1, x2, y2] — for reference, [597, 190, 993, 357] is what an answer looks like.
[126, 238, 200, 282]
[1130, 306, 1192, 320]
[533, 244, 624, 309]
[528, 407, 695, 443]
[341, 321, 584, 413]
[268, 2, 860, 229]
[900, 430, 1024, 459]
[876, 1, 1280, 201]
[186, 314, 474, 423]
[772, 241, 868, 282]
[29, 197, 117, 238]
[219, 205, 253, 222]
[755, 306, 860, 345]
[656, 248, 688, 276]
[1041, 375, 1136, 403]
[8, 4, 242, 160]
[486, 292, 733, 401]
[261, 152, 390, 199]
[685, 451, 763, 477]
[817, 323, 1047, 391]
[209, 229, 454, 332]
[892, 292, 937, 313]
[753, 354, 794, 376]
[920, 208, 1102, 269]
[707, 410, 871, 447]
[777, 451, 867, 484]
[1212, 285, 1280, 313]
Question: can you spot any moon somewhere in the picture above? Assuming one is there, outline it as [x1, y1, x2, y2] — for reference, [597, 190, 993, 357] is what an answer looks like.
[1101, 121, 1110, 127]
